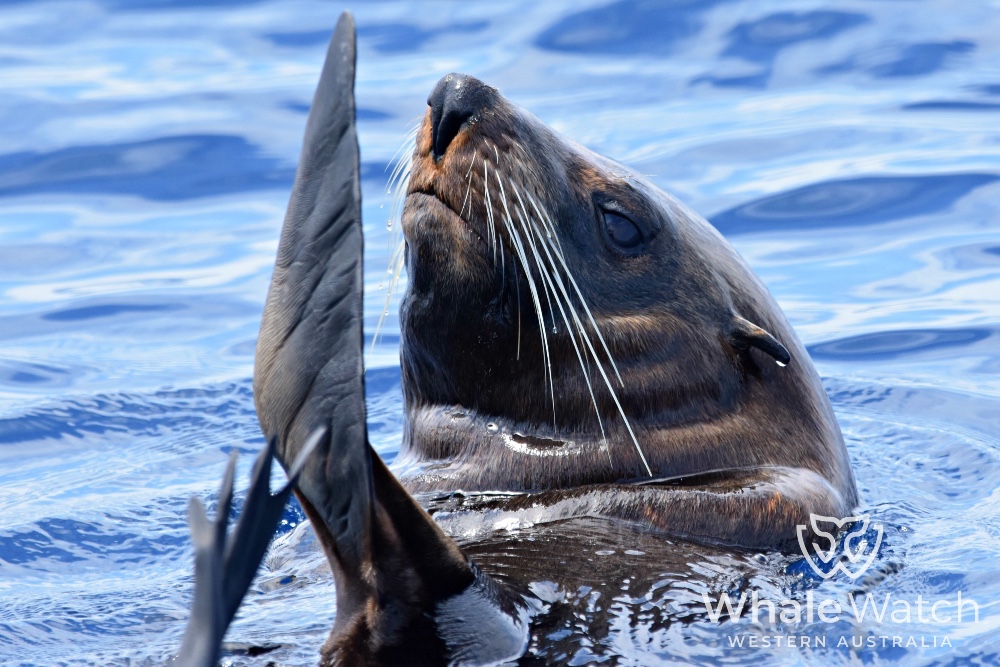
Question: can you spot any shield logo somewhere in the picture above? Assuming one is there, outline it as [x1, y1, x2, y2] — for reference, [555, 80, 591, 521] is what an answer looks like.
[796, 513, 883, 579]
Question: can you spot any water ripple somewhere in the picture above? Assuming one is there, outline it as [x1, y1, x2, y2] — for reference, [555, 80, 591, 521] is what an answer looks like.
[809, 326, 996, 361]
[0, 0, 998, 665]
[0, 135, 294, 200]
[711, 173, 998, 235]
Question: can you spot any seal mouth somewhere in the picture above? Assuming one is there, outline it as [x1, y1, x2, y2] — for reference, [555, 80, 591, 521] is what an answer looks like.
[406, 188, 489, 248]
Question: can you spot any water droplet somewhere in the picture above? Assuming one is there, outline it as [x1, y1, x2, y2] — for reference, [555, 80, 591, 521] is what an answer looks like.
[486, 422, 498, 433]
[551, 325, 558, 334]
[594, 549, 615, 556]
[624, 549, 645, 556]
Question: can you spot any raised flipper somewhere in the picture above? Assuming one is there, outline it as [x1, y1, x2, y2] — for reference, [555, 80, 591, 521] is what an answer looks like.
[252, 13, 527, 665]
[176, 431, 322, 667]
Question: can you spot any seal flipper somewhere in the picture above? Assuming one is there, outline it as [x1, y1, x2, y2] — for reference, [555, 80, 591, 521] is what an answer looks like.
[253, 13, 528, 665]
[253, 9, 374, 601]
[306, 446, 528, 665]
[177, 433, 321, 667]
[730, 314, 791, 366]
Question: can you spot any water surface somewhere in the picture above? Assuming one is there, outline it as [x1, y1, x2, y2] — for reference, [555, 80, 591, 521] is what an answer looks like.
[0, 1, 998, 665]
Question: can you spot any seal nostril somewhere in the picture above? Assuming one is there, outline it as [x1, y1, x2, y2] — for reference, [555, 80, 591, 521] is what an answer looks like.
[434, 107, 470, 161]
[428, 73, 488, 162]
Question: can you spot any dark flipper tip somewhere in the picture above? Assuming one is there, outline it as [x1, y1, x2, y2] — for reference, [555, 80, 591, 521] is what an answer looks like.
[176, 430, 322, 667]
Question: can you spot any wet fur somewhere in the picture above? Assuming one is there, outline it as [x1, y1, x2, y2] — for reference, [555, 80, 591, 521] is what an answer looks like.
[396, 79, 856, 536]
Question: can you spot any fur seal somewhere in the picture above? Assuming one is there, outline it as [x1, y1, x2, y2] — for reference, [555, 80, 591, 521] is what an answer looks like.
[181, 11, 857, 667]
[396, 73, 857, 539]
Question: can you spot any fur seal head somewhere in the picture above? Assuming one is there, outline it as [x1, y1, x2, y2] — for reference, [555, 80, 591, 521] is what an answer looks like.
[398, 73, 854, 503]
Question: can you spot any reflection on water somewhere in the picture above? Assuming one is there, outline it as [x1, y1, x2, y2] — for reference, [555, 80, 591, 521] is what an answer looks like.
[0, 135, 295, 200]
[711, 173, 998, 234]
[0, 0, 998, 665]
[535, 0, 732, 56]
[809, 327, 995, 362]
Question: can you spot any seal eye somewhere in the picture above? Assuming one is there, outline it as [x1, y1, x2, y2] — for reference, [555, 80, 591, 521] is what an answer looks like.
[602, 209, 643, 250]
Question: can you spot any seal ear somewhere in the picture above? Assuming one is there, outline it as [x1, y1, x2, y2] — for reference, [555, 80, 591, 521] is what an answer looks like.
[730, 315, 791, 366]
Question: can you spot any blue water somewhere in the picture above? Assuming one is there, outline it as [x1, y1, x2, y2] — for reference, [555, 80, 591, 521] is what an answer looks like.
[1, 1, 998, 665]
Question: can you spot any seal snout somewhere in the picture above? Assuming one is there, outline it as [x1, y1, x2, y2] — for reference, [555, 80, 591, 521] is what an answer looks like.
[428, 73, 491, 162]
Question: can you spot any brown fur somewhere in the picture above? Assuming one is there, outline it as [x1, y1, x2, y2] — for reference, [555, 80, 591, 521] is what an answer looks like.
[395, 75, 856, 548]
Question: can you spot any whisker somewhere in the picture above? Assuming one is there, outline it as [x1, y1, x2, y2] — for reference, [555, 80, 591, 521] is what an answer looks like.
[519, 186, 651, 476]
[498, 172, 557, 330]
[483, 161, 502, 274]
[371, 238, 406, 354]
[385, 126, 419, 185]
[524, 190, 565, 257]
[505, 219, 553, 418]
[385, 162, 411, 255]
[371, 126, 418, 353]
[511, 185, 606, 452]
[495, 171, 554, 418]
[526, 194, 624, 387]
[383, 131, 417, 263]
[510, 190, 579, 431]
[384, 129, 419, 207]
[483, 160, 494, 256]
[383, 127, 418, 192]
[460, 152, 475, 218]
